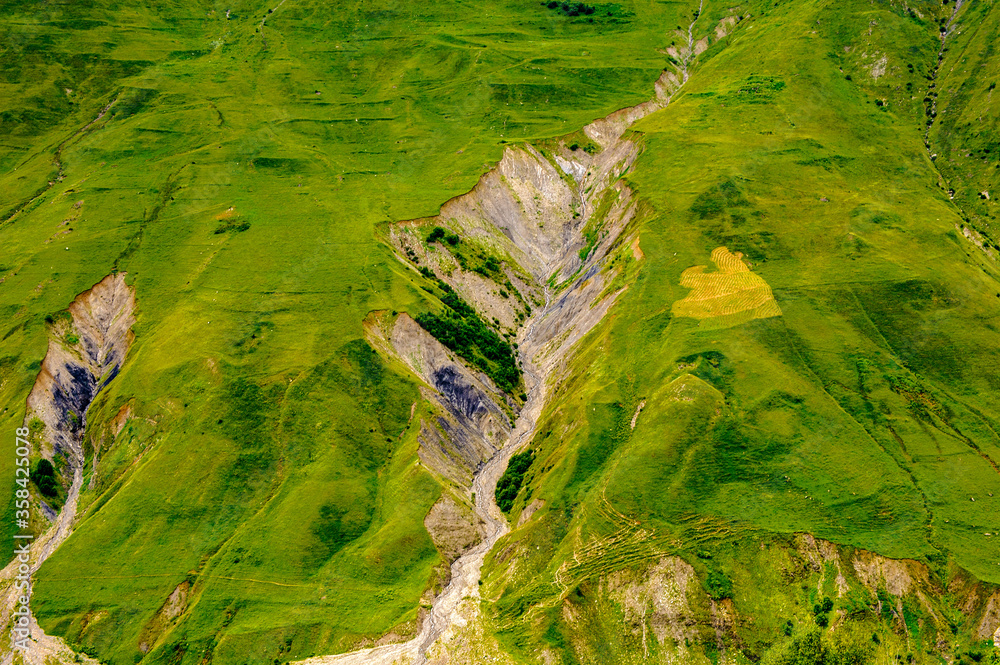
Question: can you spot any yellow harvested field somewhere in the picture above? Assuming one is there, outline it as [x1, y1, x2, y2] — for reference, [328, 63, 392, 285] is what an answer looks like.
[672, 247, 781, 325]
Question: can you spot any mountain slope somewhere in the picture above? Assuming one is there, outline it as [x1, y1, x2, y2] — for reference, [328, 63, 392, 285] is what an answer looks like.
[1, 0, 999, 664]
[478, 0, 1000, 661]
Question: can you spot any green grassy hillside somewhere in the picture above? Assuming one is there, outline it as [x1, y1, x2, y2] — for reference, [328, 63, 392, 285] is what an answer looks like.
[479, 0, 1000, 661]
[0, 0, 698, 662]
[2, 0, 1000, 663]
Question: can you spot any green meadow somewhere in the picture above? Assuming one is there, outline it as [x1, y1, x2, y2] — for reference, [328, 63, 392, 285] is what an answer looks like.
[1, 0, 999, 662]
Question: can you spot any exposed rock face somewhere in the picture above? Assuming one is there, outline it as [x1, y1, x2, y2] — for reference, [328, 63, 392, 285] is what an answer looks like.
[0, 274, 134, 665]
[852, 550, 920, 597]
[388, 95, 652, 338]
[423, 495, 486, 594]
[604, 557, 700, 646]
[26, 273, 136, 468]
[365, 312, 512, 486]
[425, 495, 485, 564]
[340, 63, 667, 665]
[376, 79, 660, 493]
[137, 581, 189, 654]
[975, 591, 1000, 643]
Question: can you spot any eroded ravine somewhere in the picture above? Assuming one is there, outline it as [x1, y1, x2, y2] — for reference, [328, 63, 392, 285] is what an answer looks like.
[4, 10, 729, 664]
[0, 274, 134, 665]
[300, 10, 734, 660]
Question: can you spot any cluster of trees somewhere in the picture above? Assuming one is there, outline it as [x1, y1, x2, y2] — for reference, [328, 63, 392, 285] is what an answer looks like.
[813, 596, 834, 627]
[475, 256, 501, 278]
[495, 449, 534, 512]
[415, 279, 520, 394]
[543, 1, 596, 16]
[427, 226, 459, 246]
[425, 226, 507, 283]
[778, 631, 873, 665]
[32, 459, 58, 497]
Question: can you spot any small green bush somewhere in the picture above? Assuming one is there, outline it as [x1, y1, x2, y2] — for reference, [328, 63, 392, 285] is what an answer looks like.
[495, 449, 534, 512]
[705, 571, 733, 600]
[214, 220, 251, 234]
[33, 459, 58, 497]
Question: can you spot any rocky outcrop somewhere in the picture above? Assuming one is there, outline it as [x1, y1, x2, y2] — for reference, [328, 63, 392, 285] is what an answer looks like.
[423, 495, 486, 596]
[365, 312, 512, 486]
[604, 557, 701, 647]
[305, 11, 759, 665]
[388, 94, 650, 338]
[341, 55, 670, 665]
[376, 84, 655, 495]
[26, 273, 135, 468]
[137, 581, 189, 655]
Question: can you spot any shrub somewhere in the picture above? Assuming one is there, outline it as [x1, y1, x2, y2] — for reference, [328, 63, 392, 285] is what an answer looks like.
[495, 449, 534, 512]
[35, 459, 55, 478]
[214, 220, 250, 234]
[33, 460, 58, 497]
[37, 476, 57, 497]
[705, 571, 733, 600]
[778, 631, 827, 665]
[427, 226, 446, 243]
[544, 1, 596, 17]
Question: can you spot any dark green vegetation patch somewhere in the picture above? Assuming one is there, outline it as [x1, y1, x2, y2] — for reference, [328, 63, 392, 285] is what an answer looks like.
[496, 449, 535, 513]
[539, 1, 631, 22]
[415, 279, 521, 394]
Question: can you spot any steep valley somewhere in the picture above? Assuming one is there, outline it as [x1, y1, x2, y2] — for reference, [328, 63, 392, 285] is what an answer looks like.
[2, 0, 1000, 663]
